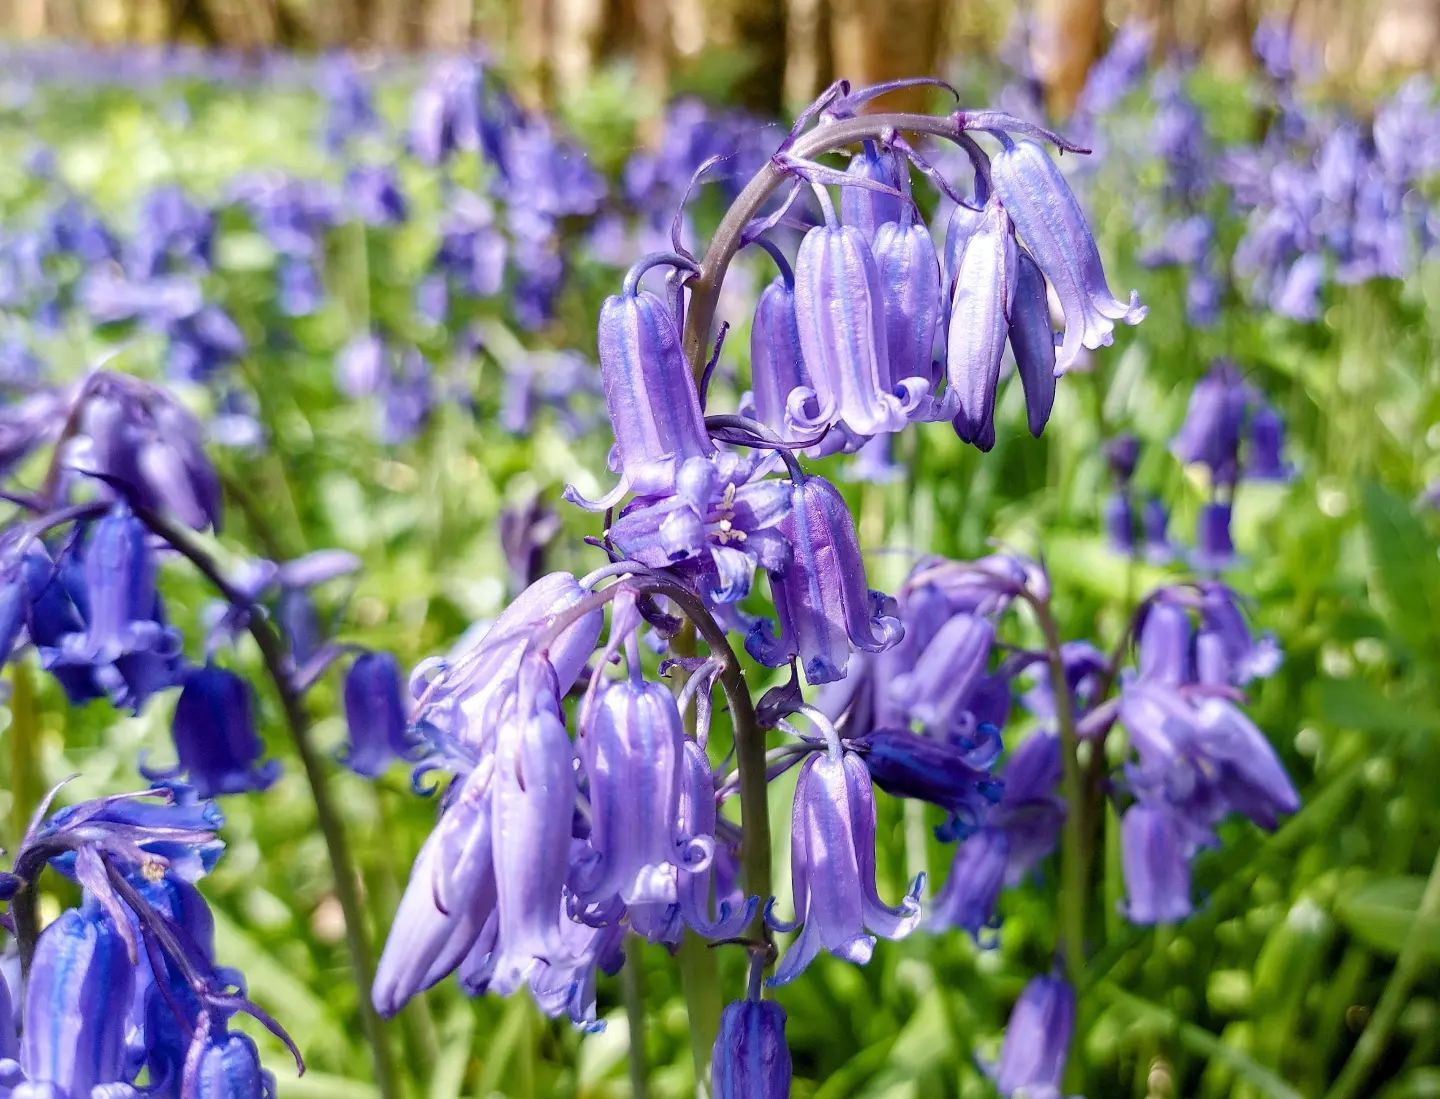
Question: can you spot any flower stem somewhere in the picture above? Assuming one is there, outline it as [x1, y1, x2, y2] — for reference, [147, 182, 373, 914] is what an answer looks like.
[130, 506, 400, 1099]
[1028, 592, 1089, 988]
[623, 936, 652, 1099]
[1324, 838, 1440, 1099]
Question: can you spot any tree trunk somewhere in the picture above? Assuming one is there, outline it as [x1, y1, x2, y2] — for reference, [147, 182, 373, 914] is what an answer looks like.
[828, 0, 947, 112]
[1031, 0, 1104, 118]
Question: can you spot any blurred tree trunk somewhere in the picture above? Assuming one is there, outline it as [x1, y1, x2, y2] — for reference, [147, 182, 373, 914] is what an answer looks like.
[784, 0, 833, 108]
[1031, 0, 1103, 117]
[828, 0, 947, 112]
[721, 0, 788, 112]
[1203, 0, 1253, 75]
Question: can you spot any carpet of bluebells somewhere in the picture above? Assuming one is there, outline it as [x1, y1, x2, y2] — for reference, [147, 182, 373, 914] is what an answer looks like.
[0, 21, 1437, 1099]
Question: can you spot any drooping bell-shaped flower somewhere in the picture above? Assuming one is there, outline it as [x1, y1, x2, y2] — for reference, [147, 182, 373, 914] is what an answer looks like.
[991, 974, 1075, 1098]
[576, 262, 714, 508]
[712, 999, 792, 1099]
[1171, 361, 1249, 482]
[768, 744, 921, 985]
[928, 826, 1008, 936]
[852, 727, 1002, 835]
[1009, 249, 1057, 436]
[1105, 492, 1136, 554]
[747, 473, 903, 685]
[71, 373, 222, 531]
[185, 1023, 275, 1099]
[890, 610, 997, 732]
[675, 738, 756, 939]
[1247, 404, 1294, 481]
[575, 675, 711, 908]
[1194, 581, 1280, 686]
[342, 651, 415, 778]
[793, 193, 926, 437]
[412, 571, 603, 756]
[487, 691, 578, 998]
[990, 138, 1145, 374]
[1193, 501, 1236, 571]
[20, 901, 134, 1095]
[1142, 497, 1174, 562]
[1120, 801, 1193, 924]
[947, 197, 1017, 450]
[840, 142, 904, 239]
[872, 215, 942, 388]
[42, 504, 182, 712]
[154, 664, 279, 798]
[374, 757, 497, 1015]
[1192, 697, 1299, 828]
[1136, 598, 1193, 686]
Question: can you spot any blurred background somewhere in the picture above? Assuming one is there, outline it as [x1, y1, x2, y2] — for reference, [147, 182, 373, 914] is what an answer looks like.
[0, 0, 1436, 1096]
[0, 0, 1434, 114]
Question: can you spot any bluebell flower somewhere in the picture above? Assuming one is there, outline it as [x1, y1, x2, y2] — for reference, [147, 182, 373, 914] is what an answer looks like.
[374, 759, 497, 1016]
[437, 191, 507, 298]
[574, 675, 712, 910]
[149, 664, 279, 798]
[1192, 501, 1237, 571]
[128, 185, 214, 278]
[712, 999, 792, 1099]
[409, 59, 485, 166]
[747, 472, 903, 685]
[990, 138, 1145, 374]
[768, 736, 921, 985]
[277, 258, 324, 317]
[41, 505, 182, 713]
[1171, 361, 1249, 484]
[342, 652, 415, 778]
[840, 141, 904, 238]
[607, 453, 792, 604]
[947, 198, 1017, 450]
[17, 900, 133, 1095]
[991, 974, 1075, 1098]
[347, 165, 409, 227]
[567, 261, 713, 508]
[1120, 801, 1193, 924]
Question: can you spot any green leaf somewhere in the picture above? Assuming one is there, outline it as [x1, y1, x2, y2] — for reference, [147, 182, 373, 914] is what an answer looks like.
[1306, 677, 1440, 735]
[1335, 877, 1440, 961]
[1359, 482, 1440, 665]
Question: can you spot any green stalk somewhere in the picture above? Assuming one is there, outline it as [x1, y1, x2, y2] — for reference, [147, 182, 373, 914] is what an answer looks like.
[1324, 839, 1440, 1099]
[9, 660, 38, 855]
[677, 932, 722, 1098]
[130, 506, 401, 1099]
[622, 937, 652, 1099]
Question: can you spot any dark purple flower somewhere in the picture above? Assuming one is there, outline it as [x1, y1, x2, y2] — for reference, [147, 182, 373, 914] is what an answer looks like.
[41, 505, 182, 712]
[185, 1023, 274, 1098]
[1194, 582, 1280, 686]
[1192, 501, 1236, 571]
[991, 974, 1075, 1097]
[1142, 497, 1173, 562]
[712, 999, 792, 1099]
[891, 612, 996, 732]
[1171, 361, 1248, 481]
[152, 664, 278, 798]
[928, 826, 1008, 936]
[1010, 249, 1058, 436]
[1136, 598, 1193, 686]
[1104, 492, 1136, 554]
[1246, 404, 1293, 481]
[768, 742, 921, 985]
[342, 652, 415, 778]
[852, 726, 1002, 835]
[990, 138, 1145, 374]
[18, 901, 133, 1095]
[747, 473, 902, 685]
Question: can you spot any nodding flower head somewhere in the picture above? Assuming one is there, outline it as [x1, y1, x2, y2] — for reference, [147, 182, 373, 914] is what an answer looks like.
[991, 974, 1076, 1098]
[768, 731, 922, 985]
[574, 674, 712, 910]
[154, 663, 279, 798]
[792, 193, 927, 438]
[40, 503, 182, 713]
[947, 197, 1017, 451]
[712, 998, 793, 1099]
[747, 472, 903, 685]
[872, 216, 943, 391]
[1171, 361, 1249, 482]
[573, 259, 713, 509]
[411, 571, 603, 757]
[1120, 801, 1194, 925]
[840, 141, 905, 239]
[342, 651, 417, 778]
[990, 138, 1145, 374]
[70, 372, 222, 532]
